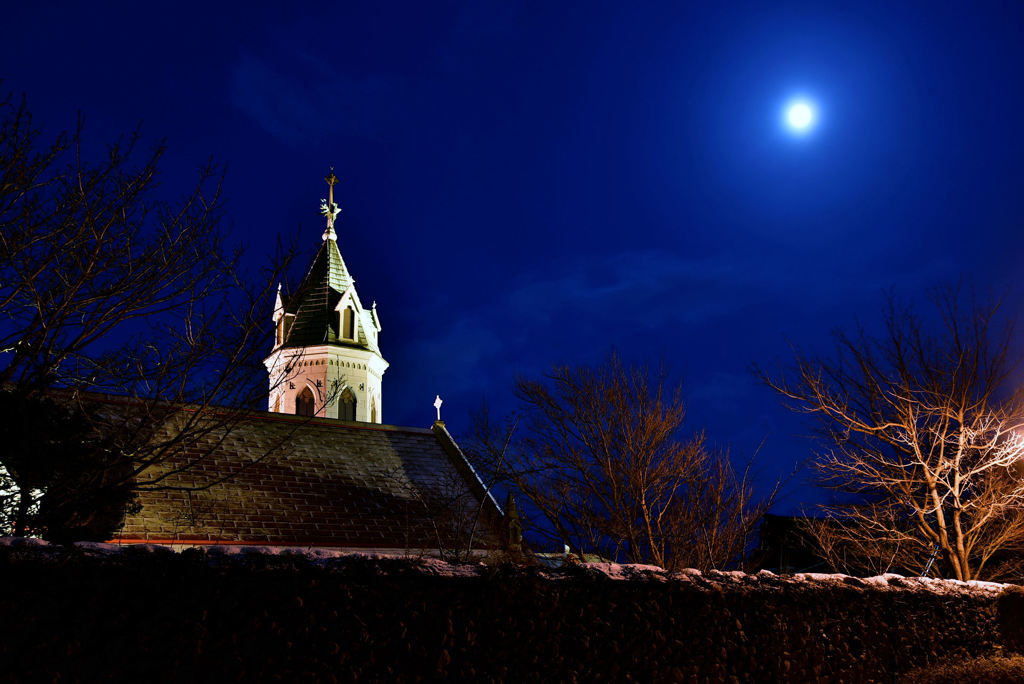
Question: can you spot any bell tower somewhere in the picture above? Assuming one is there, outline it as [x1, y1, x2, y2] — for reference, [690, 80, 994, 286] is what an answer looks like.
[263, 172, 388, 422]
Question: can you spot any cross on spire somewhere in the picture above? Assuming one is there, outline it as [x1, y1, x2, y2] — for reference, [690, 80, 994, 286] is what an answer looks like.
[326, 170, 338, 204]
[320, 169, 342, 241]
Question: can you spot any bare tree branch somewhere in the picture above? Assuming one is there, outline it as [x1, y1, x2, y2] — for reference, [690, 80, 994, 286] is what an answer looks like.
[0, 93, 302, 540]
[468, 352, 778, 571]
[760, 286, 1024, 581]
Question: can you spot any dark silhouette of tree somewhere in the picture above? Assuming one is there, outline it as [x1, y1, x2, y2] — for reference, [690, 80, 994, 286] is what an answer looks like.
[0, 94, 297, 541]
[469, 353, 777, 571]
[0, 392, 137, 541]
[760, 288, 1024, 581]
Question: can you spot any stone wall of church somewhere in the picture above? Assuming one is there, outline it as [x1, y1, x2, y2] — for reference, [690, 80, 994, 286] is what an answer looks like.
[1, 540, 1018, 681]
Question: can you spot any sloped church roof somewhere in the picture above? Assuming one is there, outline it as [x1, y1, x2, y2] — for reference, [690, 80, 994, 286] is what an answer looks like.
[117, 414, 504, 553]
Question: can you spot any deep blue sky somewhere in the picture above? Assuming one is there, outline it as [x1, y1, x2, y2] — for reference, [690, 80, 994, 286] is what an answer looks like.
[5, 2, 1024, 513]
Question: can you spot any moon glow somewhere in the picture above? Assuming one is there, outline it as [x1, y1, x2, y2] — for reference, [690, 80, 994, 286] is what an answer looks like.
[786, 101, 815, 132]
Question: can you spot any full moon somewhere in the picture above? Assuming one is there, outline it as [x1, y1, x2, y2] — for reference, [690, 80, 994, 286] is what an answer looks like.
[786, 101, 815, 131]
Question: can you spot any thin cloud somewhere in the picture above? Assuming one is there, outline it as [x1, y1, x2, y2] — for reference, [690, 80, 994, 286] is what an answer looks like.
[230, 51, 400, 146]
[400, 249, 777, 397]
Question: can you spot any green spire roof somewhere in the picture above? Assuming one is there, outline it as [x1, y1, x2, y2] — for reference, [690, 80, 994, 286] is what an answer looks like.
[275, 173, 382, 355]
[279, 237, 359, 348]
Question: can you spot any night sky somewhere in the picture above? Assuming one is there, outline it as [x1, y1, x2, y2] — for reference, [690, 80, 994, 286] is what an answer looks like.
[5, 2, 1024, 513]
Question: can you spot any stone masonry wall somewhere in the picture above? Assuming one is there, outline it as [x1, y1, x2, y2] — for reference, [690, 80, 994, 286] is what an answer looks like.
[0, 539, 1018, 682]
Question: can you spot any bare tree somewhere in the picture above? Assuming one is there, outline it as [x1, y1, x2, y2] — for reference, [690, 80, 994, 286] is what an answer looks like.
[761, 288, 1024, 581]
[796, 513, 931, 577]
[0, 94, 298, 540]
[468, 353, 776, 571]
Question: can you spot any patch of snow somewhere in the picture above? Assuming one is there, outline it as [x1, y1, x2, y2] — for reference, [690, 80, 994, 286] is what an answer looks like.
[72, 541, 120, 555]
[119, 543, 174, 555]
[415, 558, 484, 578]
[720, 570, 750, 580]
[296, 547, 353, 560]
[794, 572, 835, 581]
[967, 580, 1007, 592]
[0, 536, 50, 548]
[0, 538, 1015, 596]
[702, 570, 750, 585]
[861, 576, 891, 587]
[580, 562, 666, 579]
[204, 545, 281, 556]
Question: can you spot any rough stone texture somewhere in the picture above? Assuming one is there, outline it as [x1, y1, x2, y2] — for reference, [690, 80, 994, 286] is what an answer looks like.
[0, 540, 1017, 683]
[999, 585, 1024, 654]
[117, 415, 502, 553]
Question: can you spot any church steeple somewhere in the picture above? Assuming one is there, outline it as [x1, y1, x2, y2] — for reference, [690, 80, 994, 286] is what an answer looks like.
[264, 172, 389, 423]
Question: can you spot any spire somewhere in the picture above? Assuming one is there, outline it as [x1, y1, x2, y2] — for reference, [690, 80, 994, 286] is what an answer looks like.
[276, 237, 355, 348]
[320, 169, 341, 241]
[273, 171, 374, 350]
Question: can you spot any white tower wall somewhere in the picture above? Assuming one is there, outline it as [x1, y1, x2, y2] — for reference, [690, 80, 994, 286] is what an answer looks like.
[265, 345, 386, 422]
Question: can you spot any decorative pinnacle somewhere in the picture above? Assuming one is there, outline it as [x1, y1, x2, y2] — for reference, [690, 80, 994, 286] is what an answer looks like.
[320, 169, 341, 241]
[434, 395, 443, 422]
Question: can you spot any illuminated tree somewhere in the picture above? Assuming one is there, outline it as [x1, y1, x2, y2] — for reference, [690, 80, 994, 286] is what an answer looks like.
[469, 353, 776, 571]
[761, 288, 1024, 581]
[0, 94, 295, 540]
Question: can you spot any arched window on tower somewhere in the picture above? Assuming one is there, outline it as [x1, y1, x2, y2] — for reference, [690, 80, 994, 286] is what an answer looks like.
[370, 396, 377, 423]
[296, 387, 315, 417]
[340, 387, 356, 421]
[342, 307, 356, 341]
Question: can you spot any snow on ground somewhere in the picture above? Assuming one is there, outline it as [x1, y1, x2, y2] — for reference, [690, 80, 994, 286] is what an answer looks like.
[0, 537, 1012, 592]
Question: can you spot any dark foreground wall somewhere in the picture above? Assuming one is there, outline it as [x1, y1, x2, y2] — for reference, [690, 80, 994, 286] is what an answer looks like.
[0, 539, 1019, 682]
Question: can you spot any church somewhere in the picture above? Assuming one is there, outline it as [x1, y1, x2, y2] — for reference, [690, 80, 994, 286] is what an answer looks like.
[115, 175, 513, 557]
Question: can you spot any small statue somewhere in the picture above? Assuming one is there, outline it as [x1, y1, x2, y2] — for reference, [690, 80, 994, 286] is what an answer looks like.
[320, 199, 341, 222]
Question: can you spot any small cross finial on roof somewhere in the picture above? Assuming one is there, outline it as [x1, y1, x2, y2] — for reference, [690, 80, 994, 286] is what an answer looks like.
[320, 168, 341, 241]
[434, 395, 443, 422]
[325, 169, 338, 205]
